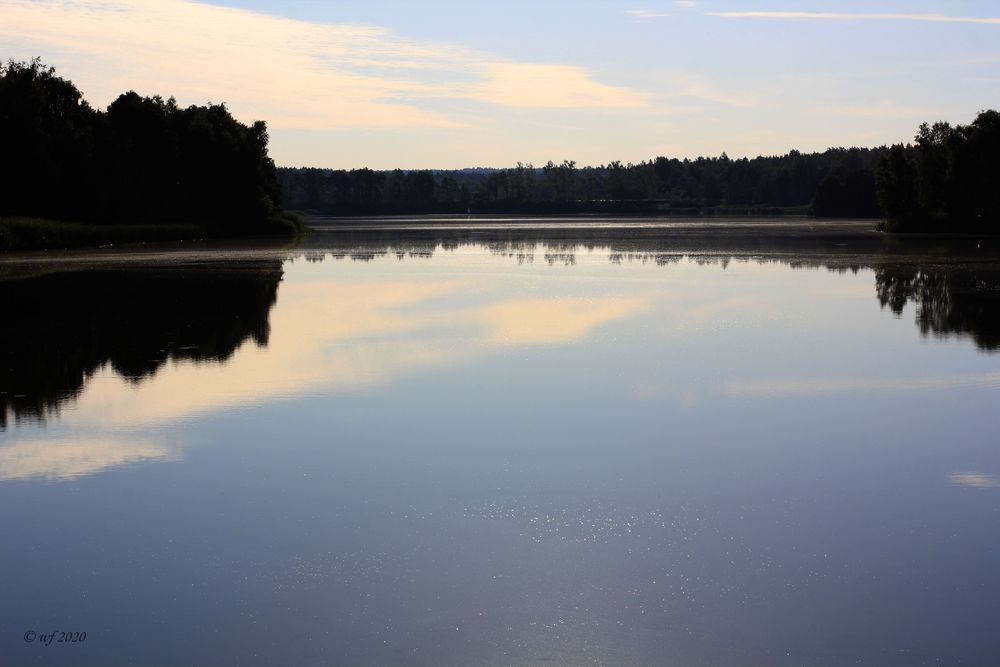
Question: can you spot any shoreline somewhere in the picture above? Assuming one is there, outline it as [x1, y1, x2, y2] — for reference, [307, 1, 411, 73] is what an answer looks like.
[0, 215, 305, 252]
[4, 213, 995, 254]
[304, 214, 1000, 244]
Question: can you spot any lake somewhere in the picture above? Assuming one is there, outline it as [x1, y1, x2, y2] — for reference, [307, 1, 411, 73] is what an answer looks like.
[2, 219, 1000, 666]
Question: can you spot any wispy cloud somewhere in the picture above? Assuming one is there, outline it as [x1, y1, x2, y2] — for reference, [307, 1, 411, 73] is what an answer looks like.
[0, 0, 648, 130]
[708, 11, 1000, 25]
[626, 9, 672, 20]
[675, 78, 759, 108]
[469, 64, 649, 108]
[1, 0, 462, 129]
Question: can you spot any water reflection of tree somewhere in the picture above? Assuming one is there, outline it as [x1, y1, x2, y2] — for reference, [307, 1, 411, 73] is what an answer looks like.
[304, 227, 1000, 354]
[5, 230, 1000, 428]
[0, 261, 283, 428]
[876, 268, 1000, 351]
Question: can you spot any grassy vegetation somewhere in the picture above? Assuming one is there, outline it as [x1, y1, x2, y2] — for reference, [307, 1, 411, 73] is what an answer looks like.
[0, 217, 202, 251]
[0, 214, 305, 252]
[264, 211, 307, 236]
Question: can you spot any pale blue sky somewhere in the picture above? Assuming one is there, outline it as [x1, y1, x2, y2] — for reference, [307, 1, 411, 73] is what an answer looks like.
[2, 0, 998, 167]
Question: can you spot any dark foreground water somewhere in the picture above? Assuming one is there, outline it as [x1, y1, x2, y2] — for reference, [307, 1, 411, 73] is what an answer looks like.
[2, 220, 1000, 666]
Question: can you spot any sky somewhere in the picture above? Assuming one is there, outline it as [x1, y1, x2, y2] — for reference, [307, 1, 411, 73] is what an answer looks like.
[2, 0, 999, 168]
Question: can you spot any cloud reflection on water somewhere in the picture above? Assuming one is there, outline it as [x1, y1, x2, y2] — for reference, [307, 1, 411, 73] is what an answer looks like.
[1, 265, 651, 479]
[64, 281, 649, 431]
[948, 472, 1000, 488]
[5, 230, 1000, 481]
[480, 297, 648, 345]
[0, 436, 179, 481]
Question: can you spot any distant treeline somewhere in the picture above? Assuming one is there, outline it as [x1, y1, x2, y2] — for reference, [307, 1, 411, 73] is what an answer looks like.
[279, 148, 885, 217]
[280, 110, 1000, 233]
[0, 59, 295, 234]
[875, 110, 1000, 232]
[4, 58, 996, 235]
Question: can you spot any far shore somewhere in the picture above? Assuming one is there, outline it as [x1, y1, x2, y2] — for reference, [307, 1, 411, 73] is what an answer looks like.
[302, 213, 1000, 239]
[5, 213, 998, 253]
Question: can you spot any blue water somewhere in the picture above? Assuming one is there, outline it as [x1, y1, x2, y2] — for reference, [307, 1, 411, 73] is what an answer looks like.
[2, 223, 999, 666]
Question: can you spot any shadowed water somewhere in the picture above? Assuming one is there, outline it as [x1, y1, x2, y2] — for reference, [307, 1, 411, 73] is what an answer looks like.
[2, 220, 999, 666]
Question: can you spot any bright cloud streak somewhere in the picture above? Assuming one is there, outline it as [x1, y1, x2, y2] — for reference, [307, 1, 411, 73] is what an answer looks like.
[626, 9, 672, 20]
[0, 0, 647, 131]
[0, 436, 179, 481]
[1, 0, 460, 129]
[471, 64, 648, 109]
[709, 11, 1000, 25]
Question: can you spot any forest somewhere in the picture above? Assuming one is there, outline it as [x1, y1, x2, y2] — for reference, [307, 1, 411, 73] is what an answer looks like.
[3, 59, 996, 237]
[0, 59, 297, 239]
[875, 110, 1000, 232]
[278, 148, 884, 218]
[279, 108, 998, 233]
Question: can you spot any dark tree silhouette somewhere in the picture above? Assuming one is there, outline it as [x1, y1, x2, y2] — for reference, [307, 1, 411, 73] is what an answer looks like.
[278, 148, 886, 217]
[0, 59, 99, 221]
[0, 59, 292, 234]
[876, 110, 1000, 232]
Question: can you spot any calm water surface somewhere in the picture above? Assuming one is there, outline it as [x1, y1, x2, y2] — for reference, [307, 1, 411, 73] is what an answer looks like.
[2, 220, 999, 666]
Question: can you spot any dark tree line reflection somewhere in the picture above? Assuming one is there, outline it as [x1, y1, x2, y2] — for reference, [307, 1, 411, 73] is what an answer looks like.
[876, 267, 1000, 351]
[302, 226, 1000, 353]
[303, 222, 875, 265]
[3, 230, 999, 428]
[1, 260, 283, 429]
